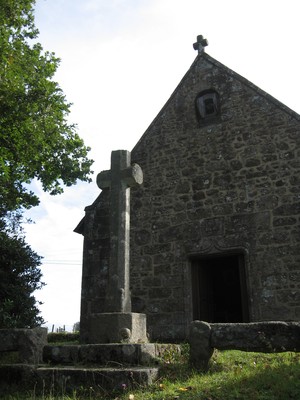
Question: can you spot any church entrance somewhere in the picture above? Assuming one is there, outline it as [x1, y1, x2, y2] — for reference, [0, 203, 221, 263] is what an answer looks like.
[191, 253, 249, 323]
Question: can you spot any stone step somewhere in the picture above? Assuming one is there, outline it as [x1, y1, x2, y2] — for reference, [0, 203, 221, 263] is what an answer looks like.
[0, 364, 159, 394]
[43, 343, 180, 366]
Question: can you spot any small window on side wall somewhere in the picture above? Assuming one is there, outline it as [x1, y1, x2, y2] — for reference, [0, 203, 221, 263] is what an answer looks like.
[195, 90, 220, 123]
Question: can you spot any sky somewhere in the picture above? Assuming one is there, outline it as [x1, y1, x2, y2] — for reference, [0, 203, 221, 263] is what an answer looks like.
[24, 0, 300, 331]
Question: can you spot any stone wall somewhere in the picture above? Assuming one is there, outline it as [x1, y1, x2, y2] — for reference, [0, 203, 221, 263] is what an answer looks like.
[129, 53, 300, 341]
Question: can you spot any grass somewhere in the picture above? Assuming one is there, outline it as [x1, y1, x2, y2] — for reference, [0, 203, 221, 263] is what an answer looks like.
[156, 350, 300, 400]
[2, 350, 300, 400]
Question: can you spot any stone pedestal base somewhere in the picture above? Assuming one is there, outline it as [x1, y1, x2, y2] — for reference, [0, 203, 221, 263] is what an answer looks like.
[88, 312, 148, 344]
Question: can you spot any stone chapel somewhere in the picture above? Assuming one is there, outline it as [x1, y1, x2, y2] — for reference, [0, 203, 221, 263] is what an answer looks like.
[75, 36, 300, 342]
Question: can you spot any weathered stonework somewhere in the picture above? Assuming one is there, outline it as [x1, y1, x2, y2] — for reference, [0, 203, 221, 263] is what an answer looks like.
[76, 51, 300, 342]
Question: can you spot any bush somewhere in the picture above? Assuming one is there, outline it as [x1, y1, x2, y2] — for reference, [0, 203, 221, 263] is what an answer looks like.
[47, 332, 79, 344]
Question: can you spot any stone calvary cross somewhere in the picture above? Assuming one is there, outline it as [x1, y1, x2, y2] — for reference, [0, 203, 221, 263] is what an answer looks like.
[97, 150, 143, 313]
[92, 150, 147, 343]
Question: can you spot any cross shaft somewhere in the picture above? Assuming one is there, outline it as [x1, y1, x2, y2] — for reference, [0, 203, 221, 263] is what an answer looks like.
[97, 150, 143, 313]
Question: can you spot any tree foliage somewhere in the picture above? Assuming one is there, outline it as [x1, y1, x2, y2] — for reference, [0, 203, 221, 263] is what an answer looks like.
[0, 0, 93, 214]
[0, 220, 44, 328]
[0, 0, 94, 328]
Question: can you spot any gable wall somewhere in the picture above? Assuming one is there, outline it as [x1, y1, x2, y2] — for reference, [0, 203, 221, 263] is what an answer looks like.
[129, 55, 300, 341]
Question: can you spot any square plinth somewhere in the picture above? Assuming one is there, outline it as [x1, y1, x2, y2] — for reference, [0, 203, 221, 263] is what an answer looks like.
[88, 312, 148, 344]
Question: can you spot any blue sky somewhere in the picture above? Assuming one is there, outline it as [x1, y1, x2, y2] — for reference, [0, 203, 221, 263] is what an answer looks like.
[25, 0, 300, 331]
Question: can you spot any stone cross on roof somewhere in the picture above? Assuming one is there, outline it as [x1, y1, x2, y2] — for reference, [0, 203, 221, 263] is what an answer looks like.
[97, 150, 143, 313]
[193, 35, 208, 54]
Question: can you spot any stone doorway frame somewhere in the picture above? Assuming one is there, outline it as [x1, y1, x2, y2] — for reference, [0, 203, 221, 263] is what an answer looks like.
[188, 250, 250, 324]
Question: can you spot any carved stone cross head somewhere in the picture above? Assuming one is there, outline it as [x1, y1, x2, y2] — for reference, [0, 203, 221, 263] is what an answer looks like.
[193, 35, 208, 54]
[97, 152, 143, 190]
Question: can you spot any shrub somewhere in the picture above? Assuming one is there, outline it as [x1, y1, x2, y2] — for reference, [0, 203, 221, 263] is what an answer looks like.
[47, 332, 79, 344]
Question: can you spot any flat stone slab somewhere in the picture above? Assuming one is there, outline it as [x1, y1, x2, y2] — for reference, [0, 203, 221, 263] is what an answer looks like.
[0, 364, 159, 394]
[211, 321, 300, 352]
[189, 321, 300, 371]
[43, 343, 181, 366]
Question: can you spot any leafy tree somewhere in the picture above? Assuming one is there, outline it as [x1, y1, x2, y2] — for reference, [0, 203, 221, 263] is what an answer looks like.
[0, 220, 44, 328]
[0, 1, 94, 327]
[0, 0, 93, 214]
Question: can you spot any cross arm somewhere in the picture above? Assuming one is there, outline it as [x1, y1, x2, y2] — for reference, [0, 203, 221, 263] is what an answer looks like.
[121, 163, 143, 188]
[97, 170, 111, 189]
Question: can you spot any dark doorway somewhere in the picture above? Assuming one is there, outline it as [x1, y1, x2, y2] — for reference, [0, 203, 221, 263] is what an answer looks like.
[191, 254, 249, 323]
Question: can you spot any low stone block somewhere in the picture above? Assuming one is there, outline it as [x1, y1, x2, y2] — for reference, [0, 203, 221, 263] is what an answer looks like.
[189, 320, 214, 371]
[88, 312, 148, 344]
[0, 328, 47, 364]
[43, 345, 80, 365]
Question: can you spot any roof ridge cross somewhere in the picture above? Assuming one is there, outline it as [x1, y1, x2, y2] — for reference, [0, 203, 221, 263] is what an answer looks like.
[193, 35, 208, 54]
